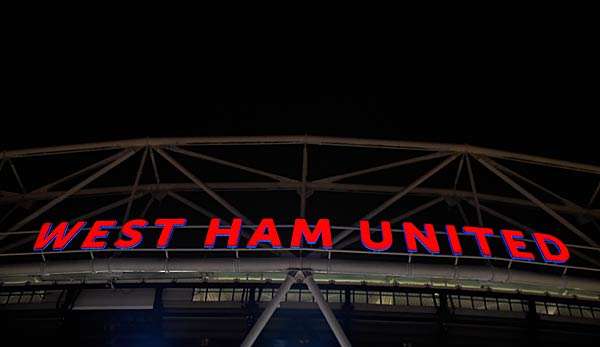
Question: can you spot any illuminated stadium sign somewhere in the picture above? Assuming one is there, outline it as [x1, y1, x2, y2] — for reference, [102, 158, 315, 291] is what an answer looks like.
[32, 218, 570, 264]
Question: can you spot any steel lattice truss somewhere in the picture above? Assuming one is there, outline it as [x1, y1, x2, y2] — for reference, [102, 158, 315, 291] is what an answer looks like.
[1, 136, 600, 281]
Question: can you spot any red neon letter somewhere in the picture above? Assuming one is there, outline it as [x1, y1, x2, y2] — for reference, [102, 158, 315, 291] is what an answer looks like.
[360, 220, 393, 251]
[533, 232, 570, 263]
[114, 219, 147, 249]
[34, 221, 86, 251]
[247, 218, 282, 248]
[81, 220, 117, 250]
[402, 222, 440, 254]
[445, 224, 463, 256]
[500, 229, 534, 261]
[291, 219, 332, 249]
[204, 218, 242, 248]
[463, 226, 494, 257]
[155, 218, 187, 248]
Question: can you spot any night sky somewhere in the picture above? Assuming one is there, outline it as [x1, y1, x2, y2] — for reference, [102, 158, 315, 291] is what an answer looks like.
[2, 33, 598, 256]
[2, 17, 600, 347]
[3, 11, 597, 166]
[2, 93, 598, 166]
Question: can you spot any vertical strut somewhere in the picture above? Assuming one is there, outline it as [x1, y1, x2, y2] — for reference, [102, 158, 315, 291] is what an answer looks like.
[300, 144, 308, 218]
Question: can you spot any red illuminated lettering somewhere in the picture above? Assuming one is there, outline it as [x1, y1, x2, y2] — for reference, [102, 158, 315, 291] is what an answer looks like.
[360, 220, 393, 251]
[204, 218, 241, 248]
[463, 226, 494, 257]
[533, 232, 570, 263]
[445, 224, 463, 256]
[500, 229, 534, 261]
[114, 219, 147, 249]
[34, 221, 86, 251]
[291, 218, 332, 249]
[81, 220, 117, 250]
[247, 218, 282, 248]
[155, 218, 187, 248]
[403, 222, 440, 254]
[32, 217, 571, 265]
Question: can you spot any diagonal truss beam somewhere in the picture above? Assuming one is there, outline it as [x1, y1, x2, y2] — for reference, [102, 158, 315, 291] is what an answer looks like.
[465, 155, 483, 226]
[588, 181, 600, 208]
[241, 272, 351, 347]
[333, 154, 459, 247]
[240, 272, 297, 347]
[149, 146, 161, 184]
[168, 146, 298, 183]
[335, 196, 445, 250]
[302, 272, 352, 347]
[0, 148, 136, 243]
[166, 192, 270, 243]
[2, 182, 599, 220]
[463, 199, 600, 267]
[464, 200, 535, 233]
[8, 160, 26, 193]
[389, 196, 446, 224]
[76, 192, 148, 221]
[476, 156, 598, 247]
[0, 191, 148, 253]
[160, 174, 290, 254]
[124, 147, 148, 221]
[314, 151, 450, 183]
[140, 195, 155, 218]
[453, 154, 465, 190]
[456, 201, 471, 225]
[0, 205, 19, 227]
[31, 150, 130, 193]
[154, 148, 254, 225]
[490, 158, 583, 210]
[167, 191, 216, 219]
[151, 148, 286, 254]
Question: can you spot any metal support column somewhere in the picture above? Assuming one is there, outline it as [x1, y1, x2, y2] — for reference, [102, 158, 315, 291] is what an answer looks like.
[435, 293, 450, 345]
[302, 273, 352, 347]
[240, 272, 297, 347]
[526, 299, 538, 345]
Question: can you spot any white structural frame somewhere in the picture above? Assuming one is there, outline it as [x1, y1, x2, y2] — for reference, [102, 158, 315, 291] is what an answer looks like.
[1, 137, 599, 268]
[2, 137, 600, 345]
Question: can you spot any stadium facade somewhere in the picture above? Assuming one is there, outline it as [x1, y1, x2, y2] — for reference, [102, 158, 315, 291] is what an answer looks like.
[1, 136, 599, 346]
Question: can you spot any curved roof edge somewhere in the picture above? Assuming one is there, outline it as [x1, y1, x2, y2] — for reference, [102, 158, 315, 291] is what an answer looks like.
[2, 135, 599, 174]
[1, 257, 599, 296]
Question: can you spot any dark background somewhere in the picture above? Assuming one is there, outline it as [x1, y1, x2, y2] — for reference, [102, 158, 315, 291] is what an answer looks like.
[1, 13, 600, 347]
[2, 93, 598, 166]
[2, 20, 598, 249]
[2, 18, 598, 166]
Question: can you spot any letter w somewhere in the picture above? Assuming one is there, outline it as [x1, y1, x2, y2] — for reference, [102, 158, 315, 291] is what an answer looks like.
[34, 221, 86, 251]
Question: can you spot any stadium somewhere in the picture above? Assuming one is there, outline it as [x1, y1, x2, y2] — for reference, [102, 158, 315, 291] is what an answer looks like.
[1, 135, 599, 346]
